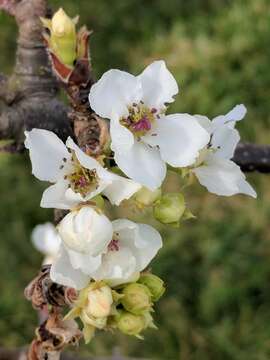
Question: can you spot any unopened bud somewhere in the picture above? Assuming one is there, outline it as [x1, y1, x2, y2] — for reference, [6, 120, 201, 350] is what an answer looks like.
[117, 311, 146, 336]
[85, 285, 113, 318]
[134, 187, 161, 208]
[121, 283, 152, 315]
[153, 193, 185, 225]
[58, 206, 113, 255]
[81, 309, 107, 329]
[139, 274, 165, 301]
[51, 8, 77, 37]
[41, 8, 78, 66]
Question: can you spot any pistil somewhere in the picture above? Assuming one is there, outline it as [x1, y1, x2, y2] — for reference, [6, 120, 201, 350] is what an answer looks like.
[108, 239, 120, 252]
[120, 102, 158, 137]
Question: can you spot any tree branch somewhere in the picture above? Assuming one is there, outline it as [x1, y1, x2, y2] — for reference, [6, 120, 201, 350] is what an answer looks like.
[233, 142, 270, 173]
[0, 0, 72, 147]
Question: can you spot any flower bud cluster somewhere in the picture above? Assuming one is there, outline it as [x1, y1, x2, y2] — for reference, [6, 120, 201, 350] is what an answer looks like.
[65, 273, 165, 342]
[113, 273, 165, 338]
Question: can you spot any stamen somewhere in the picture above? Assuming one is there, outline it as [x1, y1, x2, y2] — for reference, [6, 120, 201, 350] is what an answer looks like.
[66, 152, 99, 197]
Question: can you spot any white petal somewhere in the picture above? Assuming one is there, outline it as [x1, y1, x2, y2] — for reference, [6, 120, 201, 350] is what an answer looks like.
[89, 69, 142, 119]
[212, 104, 247, 129]
[114, 140, 166, 190]
[31, 222, 61, 256]
[50, 245, 89, 290]
[194, 115, 212, 134]
[24, 129, 71, 182]
[133, 223, 162, 270]
[211, 126, 240, 160]
[66, 137, 102, 171]
[193, 156, 257, 198]
[41, 180, 82, 210]
[112, 220, 162, 272]
[65, 246, 102, 275]
[58, 207, 113, 256]
[102, 172, 141, 205]
[110, 116, 134, 153]
[93, 245, 137, 285]
[138, 60, 178, 110]
[144, 114, 210, 167]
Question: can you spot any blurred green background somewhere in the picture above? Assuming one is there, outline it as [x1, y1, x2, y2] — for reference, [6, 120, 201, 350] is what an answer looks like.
[1, 0, 270, 359]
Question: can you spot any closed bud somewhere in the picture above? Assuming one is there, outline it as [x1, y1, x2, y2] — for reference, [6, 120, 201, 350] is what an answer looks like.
[81, 309, 107, 329]
[85, 285, 113, 318]
[121, 283, 152, 315]
[41, 8, 78, 66]
[139, 274, 165, 301]
[51, 8, 77, 37]
[58, 206, 113, 256]
[134, 187, 161, 208]
[153, 193, 185, 225]
[117, 311, 146, 336]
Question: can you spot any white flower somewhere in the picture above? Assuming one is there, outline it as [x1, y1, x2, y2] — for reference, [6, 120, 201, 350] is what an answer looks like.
[24, 129, 141, 209]
[192, 104, 257, 198]
[89, 60, 210, 190]
[31, 222, 61, 264]
[50, 206, 113, 289]
[51, 218, 162, 290]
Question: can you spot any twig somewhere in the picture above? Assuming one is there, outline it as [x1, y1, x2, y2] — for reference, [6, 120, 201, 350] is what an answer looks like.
[0, 0, 72, 147]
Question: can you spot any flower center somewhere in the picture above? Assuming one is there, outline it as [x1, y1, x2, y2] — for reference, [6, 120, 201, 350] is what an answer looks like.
[108, 239, 120, 252]
[120, 102, 158, 137]
[65, 153, 99, 197]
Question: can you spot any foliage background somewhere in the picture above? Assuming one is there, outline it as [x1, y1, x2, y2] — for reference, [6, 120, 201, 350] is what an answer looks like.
[0, 0, 270, 359]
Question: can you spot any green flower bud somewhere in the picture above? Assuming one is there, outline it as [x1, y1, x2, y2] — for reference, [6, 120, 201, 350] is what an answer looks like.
[121, 283, 152, 315]
[133, 187, 161, 208]
[117, 311, 146, 336]
[153, 193, 185, 225]
[41, 8, 78, 66]
[138, 274, 165, 301]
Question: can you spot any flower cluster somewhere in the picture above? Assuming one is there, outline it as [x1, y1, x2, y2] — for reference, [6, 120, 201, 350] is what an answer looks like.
[26, 8, 256, 343]
[65, 274, 165, 343]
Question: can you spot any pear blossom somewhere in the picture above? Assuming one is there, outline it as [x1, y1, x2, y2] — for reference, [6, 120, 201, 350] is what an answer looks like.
[89, 60, 210, 190]
[51, 218, 162, 290]
[31, 222, 61, 264]
[24, 129, 141, 209]
[50, 206, 113, 289]
[192, 104, 256, 198]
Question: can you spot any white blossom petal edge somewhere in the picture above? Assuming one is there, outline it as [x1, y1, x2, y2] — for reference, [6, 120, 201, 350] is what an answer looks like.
[31, 222, 61, 265]
[50, 217, 162, 290]
[24, 129, 141, 209]
[89, 60, 210, 190]
[193, 105, 256, 198]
